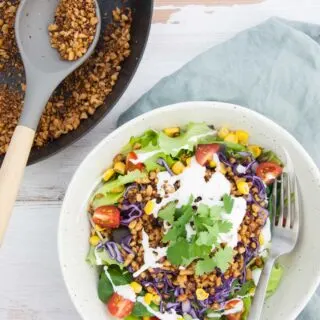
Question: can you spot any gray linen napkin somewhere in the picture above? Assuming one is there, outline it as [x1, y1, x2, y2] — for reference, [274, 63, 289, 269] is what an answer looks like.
[118, 17, 320, 319]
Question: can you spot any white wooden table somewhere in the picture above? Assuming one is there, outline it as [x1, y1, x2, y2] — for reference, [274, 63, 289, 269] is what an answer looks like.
[1, 0, 320, 319]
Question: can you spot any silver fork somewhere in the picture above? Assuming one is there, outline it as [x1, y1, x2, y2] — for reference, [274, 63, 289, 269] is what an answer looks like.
[248, 156, 300, 320]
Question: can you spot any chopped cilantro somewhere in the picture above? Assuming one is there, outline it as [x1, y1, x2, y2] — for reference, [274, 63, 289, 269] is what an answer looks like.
[158, 201, 177, 224]
[223, 194, 234, 214]
[166, 238, 190, 265]
[214, 246, 233, 272]
[195, 247, 233, 275]
[162, 204, 193, 242]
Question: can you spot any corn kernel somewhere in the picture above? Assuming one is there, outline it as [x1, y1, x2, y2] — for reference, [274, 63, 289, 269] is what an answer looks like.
[196, 288, 209, 301]
[209, 160, 216, 168]
[259, 233, 265, 246]
[152, 294, 161, 305]
[248, 145, 262, 158]
[102, 168, 115, 182]
[110, 185, 125, 193]
[219, 163, 227, 175]
[144, 293, 153, 305]
[130, 281, 142, 294]
[114, 161, 126, 175]
[144, 200, 154, 215]
[224, 133, 238, 144]
[142, 317, 151, 320]
[163, 127, 180, 137]
[172, 161, 185, 175]
[89, 235, 100, 246]
[237, 181, 250, 195]
[186, 157, 192, 167]
[95, 225, 105, 232]
[218, 127, 229, 139]
[236, 130, 249, 145]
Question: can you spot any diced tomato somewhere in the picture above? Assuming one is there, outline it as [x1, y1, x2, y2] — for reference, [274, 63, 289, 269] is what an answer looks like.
[126, 152, 145, 172]
[92, 205, 120, 229]
[195, 144, 220, 166]
[107, 293, 134, 318]
[226, 314, 242, 320]
[256, 162, 283, 184]
[225, 299, 243, 320]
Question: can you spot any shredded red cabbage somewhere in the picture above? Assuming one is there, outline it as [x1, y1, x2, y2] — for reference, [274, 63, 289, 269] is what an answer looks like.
[120, 201, 143, 225]
[105, 241, 124, 263]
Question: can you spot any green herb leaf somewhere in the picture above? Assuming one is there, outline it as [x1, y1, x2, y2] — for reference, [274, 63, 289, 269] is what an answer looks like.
[210, 206, 223, 220]
[159, 122, 214, 157]
[162, 204, 193, 242]
[94, 170, 147, 196]
[195, 258, 217, 275]
[195, 246, 233, 275]
[158, 201, 178, 224]
[217, 221, 233, 234]
[197, 203, 210, 217]
[130, 302, 153, 317]
[167, 238, 190, 265]
[223, 194, 234, 214]
[98, 271, 113, 303]
[215, 246, 233, 272]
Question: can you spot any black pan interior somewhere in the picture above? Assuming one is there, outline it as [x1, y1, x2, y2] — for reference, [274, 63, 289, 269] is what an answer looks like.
[0, 0, 153, 165]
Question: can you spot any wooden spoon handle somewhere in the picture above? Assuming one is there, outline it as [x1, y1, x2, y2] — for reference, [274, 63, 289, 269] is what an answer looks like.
[0, 125, 35, 246]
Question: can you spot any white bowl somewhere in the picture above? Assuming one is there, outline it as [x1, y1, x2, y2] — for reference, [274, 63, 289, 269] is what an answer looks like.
[59, 101, 320, 320]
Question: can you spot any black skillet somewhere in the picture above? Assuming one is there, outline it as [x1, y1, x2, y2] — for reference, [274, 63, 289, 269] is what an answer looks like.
[0, 0, 154, 165]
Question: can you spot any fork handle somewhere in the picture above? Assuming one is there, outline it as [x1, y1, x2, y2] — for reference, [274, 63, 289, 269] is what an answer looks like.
[0, 125, 35, 246]
[248, 257, 276, 320]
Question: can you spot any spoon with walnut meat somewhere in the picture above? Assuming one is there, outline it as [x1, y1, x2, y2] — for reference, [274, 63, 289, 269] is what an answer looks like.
[0, 0, 101, 245]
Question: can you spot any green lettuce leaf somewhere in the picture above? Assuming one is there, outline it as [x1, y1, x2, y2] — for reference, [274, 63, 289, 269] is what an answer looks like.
[98, 271, 114, 303]
[158, 122, 214, 157]
[241, 296, 252, 320]
[92, 192, 124, 209]
[130, 302, 153, 317]
[121, 129, 158, 154]
[94, 170, 146, 196]
[85, 245, 97, 266]
[266, 264, 284, 297]
[143, 152, 175, 171]
[258, 150, 283, 166]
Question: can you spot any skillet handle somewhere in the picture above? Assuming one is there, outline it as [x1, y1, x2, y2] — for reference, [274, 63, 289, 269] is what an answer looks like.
[0, 125, 35, 246]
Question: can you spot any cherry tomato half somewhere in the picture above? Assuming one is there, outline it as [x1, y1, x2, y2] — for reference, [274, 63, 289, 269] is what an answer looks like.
[225, 298, 243, 320]
[126, 152, 145, 172]
[92, 205, 120, 229]
[195, 144, 220, 166]
[107, 293, 134, 318]
[256, 161, 283, 184]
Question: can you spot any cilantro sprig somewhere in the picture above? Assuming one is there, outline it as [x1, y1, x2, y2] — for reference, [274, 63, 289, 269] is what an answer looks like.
[158, 196, 235, 276]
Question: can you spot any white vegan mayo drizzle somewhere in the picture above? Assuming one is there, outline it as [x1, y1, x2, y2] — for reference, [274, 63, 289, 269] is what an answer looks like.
[104, 267, 136, 302]
[152, 157, 247, 248]
[133, 230, 167, 277]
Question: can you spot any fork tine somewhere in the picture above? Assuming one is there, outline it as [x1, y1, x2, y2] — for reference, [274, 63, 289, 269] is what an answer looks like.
[292, 175, 300, 231]
[272, 176, 278, 226]
[284, 173, 291, 228]
[278, 174, 285, 227]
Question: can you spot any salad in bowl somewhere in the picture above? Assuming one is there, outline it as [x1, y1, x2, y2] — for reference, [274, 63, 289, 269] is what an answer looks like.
[86, 122, 284, 320]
